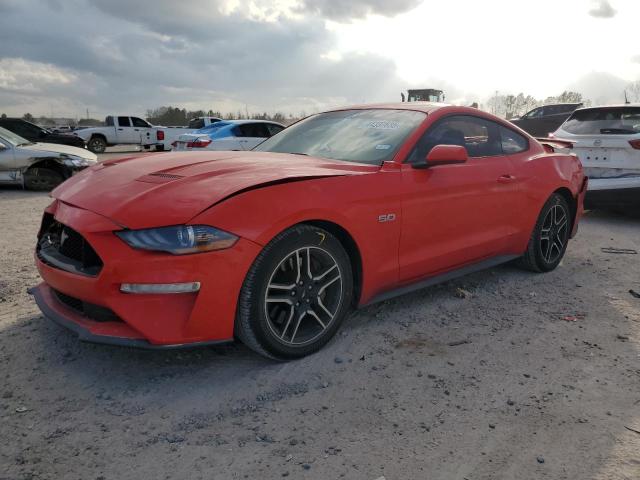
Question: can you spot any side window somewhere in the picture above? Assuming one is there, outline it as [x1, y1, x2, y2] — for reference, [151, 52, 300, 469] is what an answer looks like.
[131, 117, 150, 128]
[525, 107, 543, 119]
[117, 117, 131, 127]
[266, 124, 284, 136]
[105, 116, 114, 126]
[238, 123, 270, 137]
[499, 126, 529, 154]
[188, 118, 204, 129]
[253, 123, 271, 138]
[408, 115, 502, 162]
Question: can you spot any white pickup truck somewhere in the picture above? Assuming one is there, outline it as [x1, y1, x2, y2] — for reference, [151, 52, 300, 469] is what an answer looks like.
[74, 116, 222, 153]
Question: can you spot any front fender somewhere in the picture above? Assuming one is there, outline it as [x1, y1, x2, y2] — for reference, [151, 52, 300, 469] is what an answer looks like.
[191, 173, 404, 304]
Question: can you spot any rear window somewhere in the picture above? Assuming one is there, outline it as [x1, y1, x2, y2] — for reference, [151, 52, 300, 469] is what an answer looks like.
[562, 107, 640, 135]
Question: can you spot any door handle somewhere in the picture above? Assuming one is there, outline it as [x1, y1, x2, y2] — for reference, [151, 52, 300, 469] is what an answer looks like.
[497, 174, 516, 183]
[117, 128, 123, 130]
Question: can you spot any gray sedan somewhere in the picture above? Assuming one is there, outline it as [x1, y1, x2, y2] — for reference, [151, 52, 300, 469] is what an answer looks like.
[0, 126, 97, 190]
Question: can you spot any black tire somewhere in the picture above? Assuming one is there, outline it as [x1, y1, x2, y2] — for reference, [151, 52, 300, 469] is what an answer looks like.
[87, 136, 106, 154]
[236, 225, 354, 360]
[24, 167, 64, 191]
[518, 193, 571, 272]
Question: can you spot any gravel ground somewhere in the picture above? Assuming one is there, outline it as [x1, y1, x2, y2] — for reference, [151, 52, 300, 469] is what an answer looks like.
[0, 185, 639, 480]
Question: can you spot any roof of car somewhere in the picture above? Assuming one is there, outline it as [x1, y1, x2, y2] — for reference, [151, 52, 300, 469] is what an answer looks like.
[575, 103, 640, 110]
[328, 102, 449, 114]
[218, 119, 284, 126]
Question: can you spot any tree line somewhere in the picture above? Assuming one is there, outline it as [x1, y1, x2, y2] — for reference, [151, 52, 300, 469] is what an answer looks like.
[5, 83, 640, 128]
[485, 91, 589, 119]
[145, 106, 297, 126]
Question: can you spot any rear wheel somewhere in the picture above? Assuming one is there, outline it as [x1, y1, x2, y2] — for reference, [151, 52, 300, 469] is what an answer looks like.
[236, 225, 353, 360]
[518, 193, 571, 272]
[24, 167, 64, 191]
[87, 136, 106, 154]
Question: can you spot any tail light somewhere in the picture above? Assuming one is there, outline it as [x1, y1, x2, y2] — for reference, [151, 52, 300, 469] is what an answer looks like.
[156, 130, 165, 141]
[628, 139, 640, 150]
[186, 139, 212, 148]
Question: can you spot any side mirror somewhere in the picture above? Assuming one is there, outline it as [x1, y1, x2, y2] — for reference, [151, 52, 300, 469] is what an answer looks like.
[413, 144, 468, 169]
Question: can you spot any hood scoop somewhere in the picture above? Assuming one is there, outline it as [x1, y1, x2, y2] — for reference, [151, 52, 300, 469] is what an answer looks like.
[136, 172, 185, 184]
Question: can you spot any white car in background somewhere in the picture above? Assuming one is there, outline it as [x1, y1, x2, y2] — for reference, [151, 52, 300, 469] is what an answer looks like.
[171, 120, 285, 151]
[0, 126, 97, 190]
[552, 105, 640, 211]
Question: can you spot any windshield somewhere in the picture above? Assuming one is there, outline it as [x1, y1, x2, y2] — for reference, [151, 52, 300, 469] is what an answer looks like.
[0, 126, 30, 146]
[562, 107, 640, 135]
[254, 109, 426, 165]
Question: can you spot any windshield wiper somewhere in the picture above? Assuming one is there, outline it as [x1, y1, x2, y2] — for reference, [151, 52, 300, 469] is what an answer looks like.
[290, 152, 309, 156]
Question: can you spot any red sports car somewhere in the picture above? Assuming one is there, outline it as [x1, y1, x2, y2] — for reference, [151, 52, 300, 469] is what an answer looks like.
[31, 103, 587, 359]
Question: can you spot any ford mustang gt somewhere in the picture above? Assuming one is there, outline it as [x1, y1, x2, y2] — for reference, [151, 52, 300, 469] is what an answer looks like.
[31, 103, 587, 359]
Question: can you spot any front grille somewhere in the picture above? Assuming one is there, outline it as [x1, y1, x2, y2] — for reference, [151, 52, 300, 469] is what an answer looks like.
[37, 214, 103, 276]
[53, 289, 121, 323]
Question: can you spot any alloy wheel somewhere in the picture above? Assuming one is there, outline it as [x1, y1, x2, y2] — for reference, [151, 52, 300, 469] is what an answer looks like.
[540, 203, 568, 264]
[264, 246, 343, 346]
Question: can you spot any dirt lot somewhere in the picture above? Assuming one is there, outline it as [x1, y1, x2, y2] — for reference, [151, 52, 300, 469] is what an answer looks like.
[1, 184, 639, 480]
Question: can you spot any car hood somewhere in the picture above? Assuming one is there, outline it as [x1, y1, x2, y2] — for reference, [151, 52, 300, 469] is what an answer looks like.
[25, 142, 97, 161]
[52, 151, 377, 229]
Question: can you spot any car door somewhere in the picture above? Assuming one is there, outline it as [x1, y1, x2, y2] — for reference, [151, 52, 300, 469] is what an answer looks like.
[131, 117, 154, 145]
[115, 116, 137, 144]
[399, 115, 520, 281]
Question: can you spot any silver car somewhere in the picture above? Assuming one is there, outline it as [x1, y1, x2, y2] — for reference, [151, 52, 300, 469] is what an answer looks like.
[0, 126, 97, 190]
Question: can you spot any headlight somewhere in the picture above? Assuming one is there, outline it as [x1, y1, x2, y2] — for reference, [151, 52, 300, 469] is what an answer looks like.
[61, 155, 91, 167]
[116, 225, 238, 255]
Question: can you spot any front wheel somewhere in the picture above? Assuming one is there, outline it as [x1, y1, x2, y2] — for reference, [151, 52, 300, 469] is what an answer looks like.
[518, 193, 571, 272]
[87, 136, 106, 154]
[24, 167, 64, 191]
[236, 225, 353, 360]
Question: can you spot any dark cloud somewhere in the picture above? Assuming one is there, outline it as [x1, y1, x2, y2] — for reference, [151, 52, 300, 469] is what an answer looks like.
[0, 0, 407, 117]
[588, 0, 616, 18]
[297, 0, 423, 21]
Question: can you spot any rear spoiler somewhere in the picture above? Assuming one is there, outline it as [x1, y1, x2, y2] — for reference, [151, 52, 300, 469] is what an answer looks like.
[535, 138, 575, 153]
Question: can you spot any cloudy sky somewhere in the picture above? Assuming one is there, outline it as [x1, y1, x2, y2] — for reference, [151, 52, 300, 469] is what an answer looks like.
[0, 0, 638, 119]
